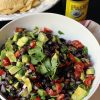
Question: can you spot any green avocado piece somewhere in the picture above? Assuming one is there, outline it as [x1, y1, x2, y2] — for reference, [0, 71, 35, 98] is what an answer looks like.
[17, 36, 28, 47]
[80, 72, 85, 81]
[0, 50, 6, 60]
[75, 57, 81, 62]
[21, 88, 29, 97]
[9, 66, 21, 75]
[86, 68, 95, 75]
[14, 82, 19, 89]
[13, 32, 19, 42]
[22, 76, 32, 93]
[6, 51, 16, 62]
[22, 55, 30, 63]
[16, 61, 23, 67]
[37, 89, 46, 97]
[71, 86, 88, 100]
[5, 39, 13, 52]
[15, 73, 22, 80]
[38, 32, 48, 43]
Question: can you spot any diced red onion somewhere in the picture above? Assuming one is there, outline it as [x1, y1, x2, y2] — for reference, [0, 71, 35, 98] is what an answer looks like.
[1, 85, 6, 93]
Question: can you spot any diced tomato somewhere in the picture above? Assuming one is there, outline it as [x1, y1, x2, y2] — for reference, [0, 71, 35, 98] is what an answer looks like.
[55, 77, 64, 83]
[15, 50, 21, 58]
[7, 96, 13, 100]
[74, 70, 81, 79]
[29, 64, 36, 72]
[35, 96, 41, 100]
[71, 40, 84, 49]
[15, 27, 24, 32]
[46, 88, 56, 96]
[74, 62, 84, 79]
[35, 82, 42, 88]
[30, 40, 36, 48]
[55, 83, 62, 94]
[84, 75, 95, 87]
[74, 62, 84, 72]
[68, 53, 76, 63]
[0, 69, 5, 76]
[56, 94, 65, 100]
[2, 57, 11, 66]
[41, 27, 52, 33]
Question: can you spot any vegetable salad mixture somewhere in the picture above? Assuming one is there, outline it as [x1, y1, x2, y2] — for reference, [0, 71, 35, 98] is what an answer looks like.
[0, 27, 95, 100]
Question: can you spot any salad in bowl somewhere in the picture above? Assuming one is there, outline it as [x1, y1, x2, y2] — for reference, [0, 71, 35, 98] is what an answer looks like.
[0, 27, 95, 100]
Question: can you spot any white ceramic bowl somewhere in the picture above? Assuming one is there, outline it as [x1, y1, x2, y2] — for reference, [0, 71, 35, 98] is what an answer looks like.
[0, 13, 100, 100]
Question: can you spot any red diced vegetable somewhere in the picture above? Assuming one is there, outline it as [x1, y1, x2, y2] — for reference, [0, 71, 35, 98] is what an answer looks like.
[2, 57, 11, 66]
[55, 77, 64, 83]
[84, 75, 95, 87]
[68, 53, 76, 63]
[41, 27, 52, 33]
[35, 96, 41, 100]
[74, 62, 84, 79]
[0, 69, 5, 76]
[66, 61, 71, 67]
[46, 88, 56, 96]
[74, 70, 81, 79]
[30, 40, 36, 48]
[29, 64, 36, 72]
[15, 50, 21, 58]
[35, 82, 42, 88]
[7, 96, 13, 100]
[56, 94, 65, 100]
[71, 40, 84, 49]
[74, 62, 84, 72]
[55, 83, 62, 94]
[15, 27, 24, 32]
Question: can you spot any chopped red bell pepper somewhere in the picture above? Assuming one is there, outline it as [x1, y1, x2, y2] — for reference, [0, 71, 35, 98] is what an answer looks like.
[71, 40, 84, 49]
[2, 57, 11, 66]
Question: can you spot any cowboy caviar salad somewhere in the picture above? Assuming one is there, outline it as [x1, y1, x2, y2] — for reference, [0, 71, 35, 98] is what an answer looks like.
[0, 27, 95, 100]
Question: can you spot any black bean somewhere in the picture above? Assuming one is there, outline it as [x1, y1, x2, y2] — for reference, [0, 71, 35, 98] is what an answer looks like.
[60, 38, 66, 43]
[46, 33, 53, 39]
[11, 62, 16, 66]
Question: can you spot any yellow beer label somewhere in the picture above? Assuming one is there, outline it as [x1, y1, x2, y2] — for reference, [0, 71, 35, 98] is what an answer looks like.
[65, 0, 89, 21]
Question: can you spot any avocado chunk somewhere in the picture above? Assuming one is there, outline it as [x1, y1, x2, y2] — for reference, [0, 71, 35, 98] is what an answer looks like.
[0, 50, 6, 60]
[37, 89, 46, 97]
[21, 88, 29, 97]
[80, 72, 85, 81]
[15, 73, 22, 81]
[75, 57, 81, 62]
[22, 77, 32, 93]
[9, 66, 21, 75]
[16, 61, 23, 67]
[86, 68, 95, 75]
[22, 55, 30, 63]
[5, 39, 13, 52]
[38, 32, 48, 43]
[71, 86, 88, 100]
[6, 51, 16, 62]
[13, 32, 19, 42]
[17, 36, 28, 47]
[14, 82, 19, 89]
